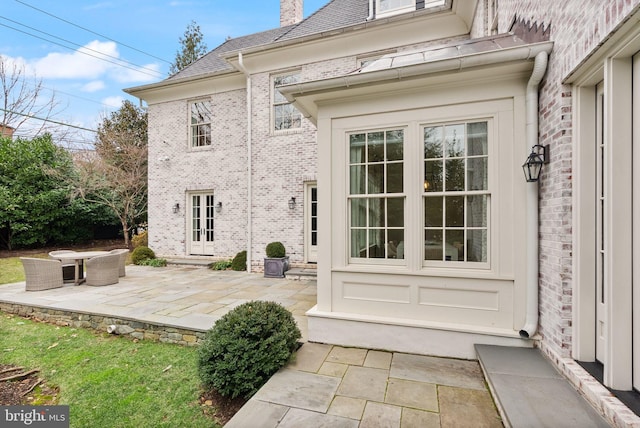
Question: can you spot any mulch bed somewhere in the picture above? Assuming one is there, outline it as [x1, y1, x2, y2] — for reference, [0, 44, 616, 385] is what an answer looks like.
[0, 364, 58, 405]
[199, 389, 248, 425]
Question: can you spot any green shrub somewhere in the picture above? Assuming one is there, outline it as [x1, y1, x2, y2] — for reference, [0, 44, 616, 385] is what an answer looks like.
[230, 251, 247, 271]
[197, 301, 301, 399]
[131, 246, 155, 265]
[138, 258, 167, 267]
[265, 242, 286, 258]
[131, 231, 148, 248]
[210, 259, 232, 270]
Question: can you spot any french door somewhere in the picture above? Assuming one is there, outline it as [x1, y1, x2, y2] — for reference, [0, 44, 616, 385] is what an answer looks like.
[595, 81, 606, 364]
[633, 53, 640, 391]
[305, 183, 318, 263]
[189, 192, 215, 255]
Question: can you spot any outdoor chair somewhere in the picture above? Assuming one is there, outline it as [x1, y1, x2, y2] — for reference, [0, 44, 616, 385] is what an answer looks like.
[85, 253, 120, 286]
[20, 257, 64, 291]
[49, 250, 82, 283]
[109, 248, 129, 277]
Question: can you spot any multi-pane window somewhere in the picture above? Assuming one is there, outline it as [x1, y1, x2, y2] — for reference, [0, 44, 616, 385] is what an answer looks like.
[377, 0, 414, 15]
[423, 122, 489, 263]
[349, 129, 404, 260]
[273, 73, 302, 131]
[190, 100, 212, 147]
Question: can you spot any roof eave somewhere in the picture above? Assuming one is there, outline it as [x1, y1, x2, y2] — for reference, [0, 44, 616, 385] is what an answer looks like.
[124, 68, 238, 98]
[280, 40, 554, 124]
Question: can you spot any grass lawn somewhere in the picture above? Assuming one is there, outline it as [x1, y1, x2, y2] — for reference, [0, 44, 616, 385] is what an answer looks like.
[0, 313, 217, 427]
[0, 256, 30, 285]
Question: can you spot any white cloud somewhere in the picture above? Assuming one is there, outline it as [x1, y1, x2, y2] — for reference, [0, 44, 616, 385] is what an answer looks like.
[31, 40, 119, 80]
[81, 81, 105, 92]
[102, 96, 124, 108]
[10, 40, 161, 84]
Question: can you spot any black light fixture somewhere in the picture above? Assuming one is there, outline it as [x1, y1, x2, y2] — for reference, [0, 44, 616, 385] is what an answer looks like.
[215, 201, 222, 213]
[288, 197, 296, 210]
[522, 144, 549, 182]
[172, 203, 180, 213]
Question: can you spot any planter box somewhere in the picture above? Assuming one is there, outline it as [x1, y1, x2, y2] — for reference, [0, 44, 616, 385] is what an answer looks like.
[264, 256, 290, 278]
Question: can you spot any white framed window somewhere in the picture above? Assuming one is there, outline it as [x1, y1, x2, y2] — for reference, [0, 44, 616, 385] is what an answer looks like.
[377, 0, 415, 17]
[190, 100, 212, 147]
[348, 129, 405, 261]
[273, 72, 302, 131]
[423, 121, 489, 264]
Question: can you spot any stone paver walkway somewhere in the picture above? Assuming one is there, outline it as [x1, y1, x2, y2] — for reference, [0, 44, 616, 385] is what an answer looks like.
[227, 342, 502, 427]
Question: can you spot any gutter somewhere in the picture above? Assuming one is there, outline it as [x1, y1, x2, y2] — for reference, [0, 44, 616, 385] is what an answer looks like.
[519, 50, 549, 339]
[281, 41, 553, 124]
[236, 52, 253, 273]
[366, 0, 374, 21]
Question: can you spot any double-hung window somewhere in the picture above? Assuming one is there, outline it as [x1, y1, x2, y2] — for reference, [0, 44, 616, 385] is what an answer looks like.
[423, 121, 489, 263]
[349, 129, 405, 260]
[190, 100, 212, 147]
[273, 72, 302, 131]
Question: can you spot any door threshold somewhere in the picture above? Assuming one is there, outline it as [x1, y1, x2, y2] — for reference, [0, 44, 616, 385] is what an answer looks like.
[578, 360, 640, 416]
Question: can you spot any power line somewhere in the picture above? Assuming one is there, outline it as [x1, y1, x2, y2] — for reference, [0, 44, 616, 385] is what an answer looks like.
[0, 18, 164, 79]
[1, 108, 97, 133]
[14, 0, 172, 65]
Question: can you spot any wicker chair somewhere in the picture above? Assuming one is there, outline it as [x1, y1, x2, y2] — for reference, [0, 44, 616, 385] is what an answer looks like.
[109, 249, 129, 277]
[49, 250, 82, 283]
[85, 253, 120, 286]
[21, 257, 64, 291]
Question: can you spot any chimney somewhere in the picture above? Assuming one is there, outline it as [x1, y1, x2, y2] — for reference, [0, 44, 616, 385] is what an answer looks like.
[280, 0, 303, 27]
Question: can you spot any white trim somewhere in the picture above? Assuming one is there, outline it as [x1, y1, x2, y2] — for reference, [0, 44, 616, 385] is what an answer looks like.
[307, 305, 531, 359]
[571, 20, 640, 391]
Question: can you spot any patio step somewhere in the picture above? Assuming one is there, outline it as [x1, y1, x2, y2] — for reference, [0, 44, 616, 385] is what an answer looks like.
[475, 345, 609, 427]
[285, 267, 317, 280]
[165, 258, 213, 267]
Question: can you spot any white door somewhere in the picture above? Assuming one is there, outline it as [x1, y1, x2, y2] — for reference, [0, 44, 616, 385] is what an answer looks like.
[596, 81, 606, 364]
[189, 192, 215, 255]
[633, 53, 640, 390]
[305, 183, 318, 263]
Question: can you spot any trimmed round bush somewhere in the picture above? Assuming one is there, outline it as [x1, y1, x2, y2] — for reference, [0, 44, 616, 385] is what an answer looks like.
[131, 245, 155, 265]
[197, 301, 301, 399]
[265, 241, 286, 258]
[230, 250, 246, 271]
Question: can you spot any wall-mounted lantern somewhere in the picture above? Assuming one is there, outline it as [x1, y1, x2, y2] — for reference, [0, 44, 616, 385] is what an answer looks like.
[215, 201, 222, 213]
[522, 144, 549, 182]
[172, 203, 180, 213]
[288, 197, 296, 210]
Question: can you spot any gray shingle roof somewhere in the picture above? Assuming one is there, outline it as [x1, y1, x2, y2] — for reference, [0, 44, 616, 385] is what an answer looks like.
[168, 0, 370, 81]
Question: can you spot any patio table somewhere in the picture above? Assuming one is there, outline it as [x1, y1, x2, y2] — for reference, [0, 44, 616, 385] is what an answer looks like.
[48, 250, 108, 285]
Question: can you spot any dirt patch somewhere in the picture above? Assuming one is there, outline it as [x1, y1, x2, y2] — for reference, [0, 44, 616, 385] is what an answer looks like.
[0, 365, 59, 405]
[200, 388, 248, 426]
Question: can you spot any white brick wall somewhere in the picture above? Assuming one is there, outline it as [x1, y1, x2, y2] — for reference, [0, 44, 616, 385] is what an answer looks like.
[147, 89, 248, 259]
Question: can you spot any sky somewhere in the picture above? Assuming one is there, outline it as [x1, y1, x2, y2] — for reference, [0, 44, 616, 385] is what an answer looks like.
[1, 0, 328, 149]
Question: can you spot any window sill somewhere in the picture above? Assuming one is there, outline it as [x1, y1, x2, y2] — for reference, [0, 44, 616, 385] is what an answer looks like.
[271, 128, 303, 137]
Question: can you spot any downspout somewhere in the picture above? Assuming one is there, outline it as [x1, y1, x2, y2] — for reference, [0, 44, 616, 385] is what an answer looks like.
[237, 52, 253, 272]
[366, 0, 374, 21]
[519, 50, 548, 339]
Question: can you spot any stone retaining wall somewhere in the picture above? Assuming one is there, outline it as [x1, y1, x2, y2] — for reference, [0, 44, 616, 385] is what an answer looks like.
[0, 302, 207, 346]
